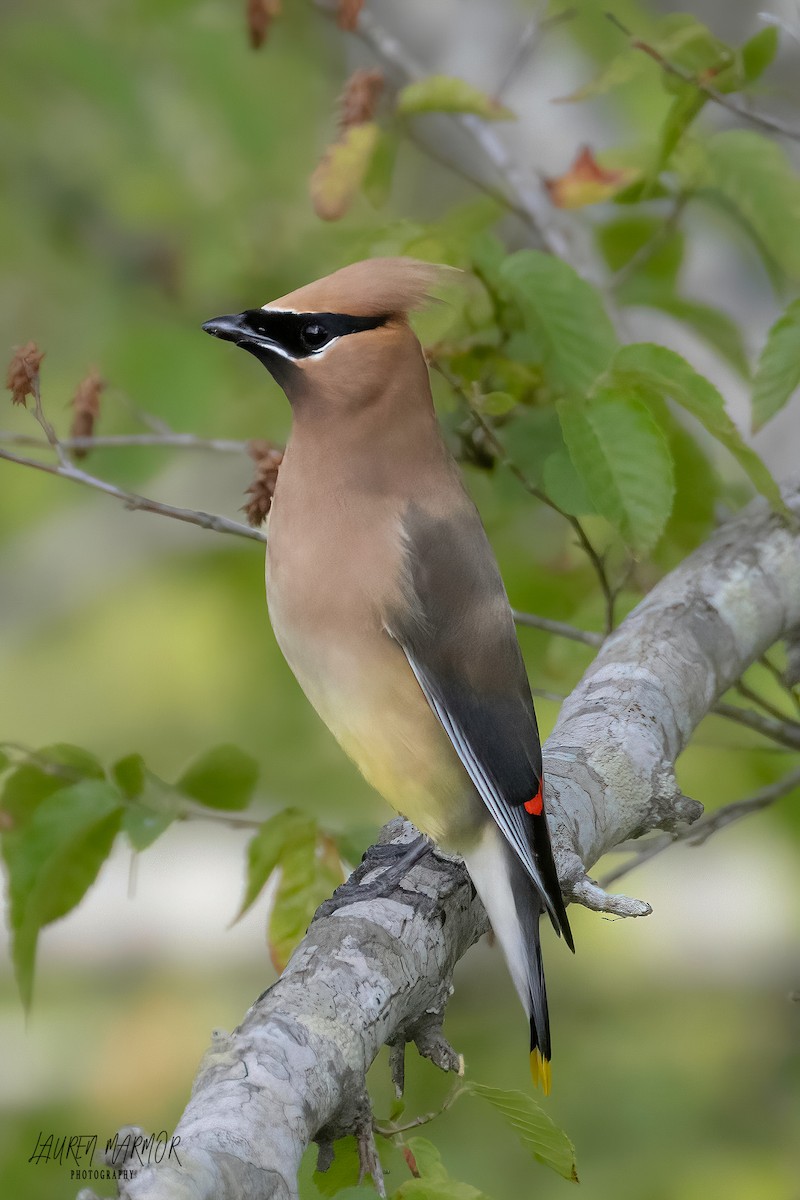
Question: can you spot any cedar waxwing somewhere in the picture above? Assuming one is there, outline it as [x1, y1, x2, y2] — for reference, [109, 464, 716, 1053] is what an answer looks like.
[202, 258, 573, 1092]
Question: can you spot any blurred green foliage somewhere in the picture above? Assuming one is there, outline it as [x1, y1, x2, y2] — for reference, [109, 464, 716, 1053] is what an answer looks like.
[2, 0, 800, 1198]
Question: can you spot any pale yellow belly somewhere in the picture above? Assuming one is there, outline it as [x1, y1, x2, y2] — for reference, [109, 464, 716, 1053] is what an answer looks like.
[266, 576, 482, 849]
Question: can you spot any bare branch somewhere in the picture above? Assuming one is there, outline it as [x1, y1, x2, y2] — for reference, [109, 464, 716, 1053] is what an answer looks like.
[98, 480, 800, 1200]
[712, 701, 800, 750]
[0, 444, 266, 544]
[0, 430, 251, 454]
[601, 763, 800, 886]
[511, 609, 604, 647]
[313, 0, 572, 257]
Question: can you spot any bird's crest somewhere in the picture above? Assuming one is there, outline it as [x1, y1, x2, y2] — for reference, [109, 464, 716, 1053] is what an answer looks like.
[264, 257, 459, 319]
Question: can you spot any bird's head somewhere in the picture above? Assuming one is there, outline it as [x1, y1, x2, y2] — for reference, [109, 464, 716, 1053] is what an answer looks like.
[202, 257, 456, 411]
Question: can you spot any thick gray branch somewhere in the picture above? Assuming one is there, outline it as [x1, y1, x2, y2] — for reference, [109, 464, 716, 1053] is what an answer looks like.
[89, 484, 800, 1200]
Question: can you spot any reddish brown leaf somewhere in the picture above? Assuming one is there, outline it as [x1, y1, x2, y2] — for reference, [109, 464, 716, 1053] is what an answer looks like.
[69, 368, 105, 458]
[402, 1146, 420, 1178]
[6, 342, 44, 408]
[337, 0, 364, 32]
[243, 439, 284, 526]
[544, 146, 639, 209]
[246, 0, 281, 50]
[339, 67, 384, 131]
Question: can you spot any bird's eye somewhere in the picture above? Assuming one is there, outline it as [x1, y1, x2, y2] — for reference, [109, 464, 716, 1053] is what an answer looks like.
[301, 321, 330, 352]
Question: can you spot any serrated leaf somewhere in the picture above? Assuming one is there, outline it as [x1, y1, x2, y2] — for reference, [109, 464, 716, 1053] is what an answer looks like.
[740, 25, 779, 84]
[557, 391, 674, 554]
[653, 85, 706, 174]
[465, 1083, 578, 1182]
[542, 448, 596, 517]
[3, 781, 122, 1007]
[752, 299, 800, 431]
[268, 828, 343, 971]
[176, 744, 258, 811]
[500, 250, 618, 397]
[619, 287, 750, 377]
[659, 405, 719, 560]
[235, 808, 316, 920]
[310, 123, 380, 221]
[397, 76, 513, 120]
[677, 131, 800, 282]
[608, 342, 786, 513]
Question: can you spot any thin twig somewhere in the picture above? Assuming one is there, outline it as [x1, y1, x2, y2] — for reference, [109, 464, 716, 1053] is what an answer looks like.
[435, 360, 617, 631]
[375, 1085, 465, 1138]
[607, 13, 800, 144]
[758, 653, 800, 717]
[712, 700, 800, 750]
[0, 445, 266, 543]
[600, 764, 800, 886]
[610, 194, 688, 290]
[315, 0, 571, 258]
[735, 679, 800, 726]
[512, 609, 603, 647]
[0, 430, 251, 454]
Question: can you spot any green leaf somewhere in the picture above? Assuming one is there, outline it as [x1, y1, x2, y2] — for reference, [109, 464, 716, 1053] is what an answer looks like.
[478, 390, 516, 416]
[619, 288, 750, 377]
[542, 448, 596, 517]
[397, 76, 513, 120]
[557, 391, 675, 554]
[752, 299, 800, 431]
[112, 753, 145, 799]
[268, 825, 343, 971]
[597, 215, 684, 285]
[465, 1083, 578, 1182]
[1, 764, 72, 836]
[677, 131, 800, 282]
[313, 1137, 362, 1197]
[500, 250, 618, 397]
[659, 405, 719, 561]
[394, 1140, 488, 1199]
[608, 342, 787, 513]
[3, 781, 122, 1007]
[740, 26, 779, 84]
[39, 744, 105, 780]
[652, 86, 706, 174]
[176, 744, 259, 811]
[556, 51, 646, 103]
[235, 808, 316, 920]
[0, 749, 10, 774]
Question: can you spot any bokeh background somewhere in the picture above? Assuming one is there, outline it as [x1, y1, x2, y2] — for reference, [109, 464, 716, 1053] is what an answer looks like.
[1, 1, 799, 1197]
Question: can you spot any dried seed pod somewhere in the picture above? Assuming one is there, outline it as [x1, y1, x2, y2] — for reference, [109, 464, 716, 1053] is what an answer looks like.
[246, 0, 281, 50]
[6, 342, 44, 407]
[243, 439, 284, 526]
[69, 368, 105, 458]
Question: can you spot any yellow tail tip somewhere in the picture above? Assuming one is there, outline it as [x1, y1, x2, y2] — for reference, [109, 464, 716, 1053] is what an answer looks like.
[530, 1049, 552, 1096]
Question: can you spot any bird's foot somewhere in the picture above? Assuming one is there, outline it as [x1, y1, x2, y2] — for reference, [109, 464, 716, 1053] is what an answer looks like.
[318, 834, 433, 916]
